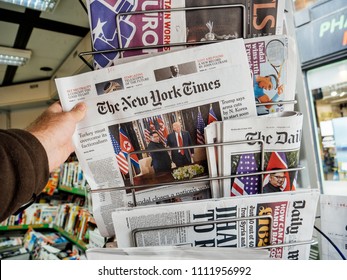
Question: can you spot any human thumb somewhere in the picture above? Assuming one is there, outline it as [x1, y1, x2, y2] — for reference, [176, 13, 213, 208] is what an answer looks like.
[70, 102, 87, 121]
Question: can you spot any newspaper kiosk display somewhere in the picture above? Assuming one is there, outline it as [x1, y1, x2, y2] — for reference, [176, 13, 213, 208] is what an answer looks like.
[55, 0, 320, 260]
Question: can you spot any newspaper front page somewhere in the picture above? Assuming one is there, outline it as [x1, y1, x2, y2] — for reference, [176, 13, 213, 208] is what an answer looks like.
[56, 39, 257, 237]
[220, 111, 303, 197]
[112, 189, 320, 260]
[86, 0, 285, 69]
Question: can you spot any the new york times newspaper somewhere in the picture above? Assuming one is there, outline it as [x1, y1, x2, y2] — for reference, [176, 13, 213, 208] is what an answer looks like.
[56, 39, 257, 237]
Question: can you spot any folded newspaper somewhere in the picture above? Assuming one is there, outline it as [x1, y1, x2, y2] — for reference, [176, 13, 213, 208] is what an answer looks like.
[220, 111, 303, 197]
[86, 0, 285, 69]
[112, 189, 320, 260]
[204, 111, 303, 198]
[55, 39, 257, 237]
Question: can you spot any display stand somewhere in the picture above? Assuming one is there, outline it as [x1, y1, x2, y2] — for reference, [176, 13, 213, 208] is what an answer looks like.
[77, 1, 318, 259]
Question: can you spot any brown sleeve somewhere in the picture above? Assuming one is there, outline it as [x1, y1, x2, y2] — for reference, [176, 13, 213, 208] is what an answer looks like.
[0, 129, 49, 222]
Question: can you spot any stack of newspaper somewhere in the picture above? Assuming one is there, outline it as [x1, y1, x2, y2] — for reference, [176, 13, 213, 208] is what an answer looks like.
[56, 38, 259, 237]
[205, 111, 303, 198]
[110, 189, 319, 260]
[54, 0, 319, 260]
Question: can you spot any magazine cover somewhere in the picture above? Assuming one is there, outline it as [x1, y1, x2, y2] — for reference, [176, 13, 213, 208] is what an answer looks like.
[86, 0, 285, 69]
[56, 39, 257, 237]
[112, 189, 320, 260]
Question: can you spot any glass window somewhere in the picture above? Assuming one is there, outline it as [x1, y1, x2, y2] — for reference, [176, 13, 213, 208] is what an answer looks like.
[307, 59, 347, 195]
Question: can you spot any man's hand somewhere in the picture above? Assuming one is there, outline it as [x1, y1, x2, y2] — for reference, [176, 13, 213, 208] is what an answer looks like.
[26, 102, 86, 171]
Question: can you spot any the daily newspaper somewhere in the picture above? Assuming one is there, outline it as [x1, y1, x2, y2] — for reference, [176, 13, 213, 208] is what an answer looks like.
[86, 0, 285, 69]
[111, 189, 320, 260]
[55, 39, 257, 237]
[220, 111, 303, 197]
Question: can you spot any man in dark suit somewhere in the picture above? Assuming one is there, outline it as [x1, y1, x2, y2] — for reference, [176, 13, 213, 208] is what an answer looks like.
[262, 171, 285, 193]
[166, 122, 194, 167]
[147, 131, 172, 173]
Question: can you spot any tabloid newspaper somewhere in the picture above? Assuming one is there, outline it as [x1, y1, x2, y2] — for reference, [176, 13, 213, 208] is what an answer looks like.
[112, 189, 320, 260]
[220, 111, 303, 197]
[245, 34, 297, 115]
[55, 39, 257, 237]
[86, 0, 285, 69]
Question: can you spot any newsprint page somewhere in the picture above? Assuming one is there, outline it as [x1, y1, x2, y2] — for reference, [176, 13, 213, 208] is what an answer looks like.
[86, 0, 285, 69]
[56, 39, 257, 237]
[112, 189, 320, 260]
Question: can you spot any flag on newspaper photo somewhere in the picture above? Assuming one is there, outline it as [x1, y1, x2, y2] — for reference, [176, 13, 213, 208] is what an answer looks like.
[119, 127, 141, 174]
[231, 153, 261, 196]
[208, 104, 218, 124]
[263, 151, 293, 193]
[110, 131, 129, 174]
[157, 115, 168, 143]
[196, 107, 206, 145]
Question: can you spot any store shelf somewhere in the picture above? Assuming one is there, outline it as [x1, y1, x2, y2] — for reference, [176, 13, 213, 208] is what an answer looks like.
[0, 224, 52, 231]
[0, 224, 88, 251]
[53, 225, 88, 251]
[58, 185, 87, 197]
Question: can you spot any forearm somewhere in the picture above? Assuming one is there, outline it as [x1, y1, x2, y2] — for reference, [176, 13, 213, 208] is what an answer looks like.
[0, 129, 49, 222]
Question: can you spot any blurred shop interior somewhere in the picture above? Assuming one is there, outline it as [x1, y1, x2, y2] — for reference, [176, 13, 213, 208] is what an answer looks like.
[294, 0, 347, 195]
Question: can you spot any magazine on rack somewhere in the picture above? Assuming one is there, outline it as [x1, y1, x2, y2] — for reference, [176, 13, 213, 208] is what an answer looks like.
[220, 111, 303, 197]
[55, 39, 257, 237]
[112, 189, 320, 260]
[244, 34, 297, 115]
[86, 0, 285, 69]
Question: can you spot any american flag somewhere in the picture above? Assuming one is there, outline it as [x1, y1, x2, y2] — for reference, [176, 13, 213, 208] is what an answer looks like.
[119, 127, 140, 170]
[109, 132, 128, 174]
[264, 151, 291, 191]
[157, 115, 168, 143]
[231, 153, 260, 196]
[196, 109, 206, 145]
[143, 118, 151, 144]
[208, 105, 218, 124]
[144, 127, 151, 144]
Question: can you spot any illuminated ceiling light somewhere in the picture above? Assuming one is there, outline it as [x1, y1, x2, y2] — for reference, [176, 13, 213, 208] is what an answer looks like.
[340, 92, 346, 97]
[331, 91, 338, 97]
[0, 46, 32, 66]
[0, 0, 59, 12]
